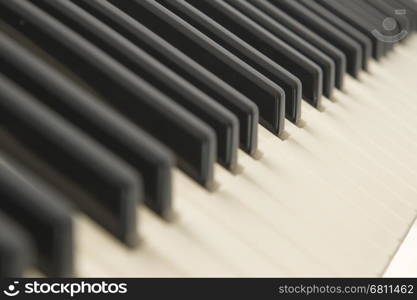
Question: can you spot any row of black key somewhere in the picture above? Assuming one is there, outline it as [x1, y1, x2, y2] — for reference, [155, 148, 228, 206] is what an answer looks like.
[0, 0, 415, 277]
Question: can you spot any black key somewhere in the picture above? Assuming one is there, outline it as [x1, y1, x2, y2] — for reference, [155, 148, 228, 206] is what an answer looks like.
[396, 0, 417, 31]
[401, 0, 417, 31]
[0, 210, 33, 278]
[0, 0, 216, 188]
[298, 0, 372, 71]
[0, 72, 140, 248]
[341, 0, 395, 53]
[183, 0, 323, 110]
[107, 0, 285, 136]
[248, 0, 346, 90]
[157, 1, 303, 125]
[154, 0, 301, 124]
[225, 0, 336, 98]
[0, 31, 174, 219]
[0, 156, 72, 277]
[366, 0, 412, 43]
[383, 0, 417, 32]
[269, 0, 363, 77]
[316, 0, 385, 60]
[74, 0, 259, 156]
[31, 0, 239, 171]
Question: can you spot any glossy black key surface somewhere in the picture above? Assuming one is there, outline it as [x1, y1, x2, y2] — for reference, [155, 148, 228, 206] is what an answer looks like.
[298, 0, 372, 71]
[74, 0, 259, 156]
[154, 0, 301, 125]
[225, 0, 335, 98]
[269, 0, 363, 78]
[184, 0, 323, 109]
[248, 0, 346, 90]
[107, 0, 285, 136]
[0, 158, 72, 277]
[0, 211, 33, 277]
[0, 73, 140, 248]
[0, 0, 216, 188]
[0, 32, 174, 218]
[316, 0, 385, 60]
[32, 0, 239, 172]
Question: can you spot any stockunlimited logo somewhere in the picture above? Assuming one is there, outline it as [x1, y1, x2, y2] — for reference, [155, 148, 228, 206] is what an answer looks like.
[371, 9, 409, 43]
[3, 281, 20, 297]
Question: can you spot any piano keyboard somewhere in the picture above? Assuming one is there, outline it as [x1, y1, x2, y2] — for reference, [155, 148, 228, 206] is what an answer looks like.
[0, 0, 417, 278]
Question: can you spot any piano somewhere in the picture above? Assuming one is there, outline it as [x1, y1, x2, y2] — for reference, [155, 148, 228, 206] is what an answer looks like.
[0, 0, 417, 278]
